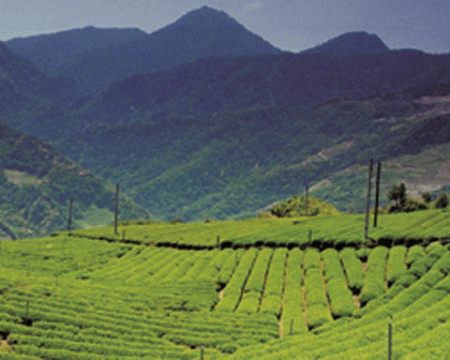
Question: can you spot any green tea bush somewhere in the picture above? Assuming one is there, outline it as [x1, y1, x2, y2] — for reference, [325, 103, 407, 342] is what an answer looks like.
[259, 295, 281, 316]
[237, 293, 260, 315]
[407, 245, 425, 266]
[360, 246, 388, 304]
[261, 248, 287, 297]
[307, 303, 332, 329]
[304, 248, 320, 269]
[340, 248, 364, 291]
[387, 246, 407, 284]
[283, 248, 307, 334]
[425, 242, 445, 259]
[244, 248, 273, 293]
[215, 248, 258, 311]
[321, 248, 355, 317]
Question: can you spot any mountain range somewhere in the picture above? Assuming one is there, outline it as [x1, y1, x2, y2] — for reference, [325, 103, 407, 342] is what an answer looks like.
[2, 6, 450, 237]
[7, 6, 281, 94]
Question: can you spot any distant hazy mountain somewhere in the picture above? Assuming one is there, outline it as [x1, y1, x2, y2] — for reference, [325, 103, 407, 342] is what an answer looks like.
[302, 31, 389, 57]
[6, 26, 147, 77]
[7, 6, 281, 94]
[0, 41, 83, 117]
[0, 41, 88, 141]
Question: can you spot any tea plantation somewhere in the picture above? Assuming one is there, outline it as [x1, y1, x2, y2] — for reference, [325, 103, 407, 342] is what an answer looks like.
[1, 210, 450, 359]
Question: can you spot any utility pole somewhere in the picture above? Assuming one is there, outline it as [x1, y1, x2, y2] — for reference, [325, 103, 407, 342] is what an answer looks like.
[305, 183, 309, 216]
[364, 159, 373, 241]
[388, 316, 393, 360]
[374, 162, 382, 228]
[68, 197, 73, 231]
[114, 184, 119, 235]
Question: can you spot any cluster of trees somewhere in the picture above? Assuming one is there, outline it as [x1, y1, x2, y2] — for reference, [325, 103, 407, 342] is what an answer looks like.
[270, 195, 340, 218]
[387, 182, 448, 213]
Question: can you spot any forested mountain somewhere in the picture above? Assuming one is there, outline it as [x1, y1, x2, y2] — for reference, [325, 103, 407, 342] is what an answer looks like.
[55, 98, 450, 221]
[0, 122, 150, 240]
[2, 6, 450, 229]
[7, 6, 281, 94]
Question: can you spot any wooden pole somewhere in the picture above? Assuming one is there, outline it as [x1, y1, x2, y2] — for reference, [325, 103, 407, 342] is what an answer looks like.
[364, 159, 373, 241]
[68, 197, 73, 231]
[388, 316, 393, 360]
[114, 184, 120, 235]
[305, 183, 309, 217]
[374, 162, 381, 228]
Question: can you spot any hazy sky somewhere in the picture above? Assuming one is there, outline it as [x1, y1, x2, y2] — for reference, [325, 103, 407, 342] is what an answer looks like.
[1, 0, 449, 54]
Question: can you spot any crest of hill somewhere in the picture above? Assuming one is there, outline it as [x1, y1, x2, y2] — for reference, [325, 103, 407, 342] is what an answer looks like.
[7, 6, 281, 94]
[302, 31, 389, 57]
[6, 26, 148, 77]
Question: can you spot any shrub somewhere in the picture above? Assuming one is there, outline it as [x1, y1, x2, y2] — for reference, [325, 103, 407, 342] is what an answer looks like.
[402, 198, 428, 212]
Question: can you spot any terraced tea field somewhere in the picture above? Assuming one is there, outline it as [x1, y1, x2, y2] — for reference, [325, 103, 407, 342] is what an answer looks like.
[1, 210, 450, 359]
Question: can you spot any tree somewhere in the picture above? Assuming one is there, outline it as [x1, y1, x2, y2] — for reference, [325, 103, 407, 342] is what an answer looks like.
[387, 183, 407, 208]
[434, 193, 449, 209]
[422, 192, 432, 204]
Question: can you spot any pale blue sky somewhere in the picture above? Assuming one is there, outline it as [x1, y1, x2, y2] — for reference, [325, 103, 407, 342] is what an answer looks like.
[1, 0, 449, 53]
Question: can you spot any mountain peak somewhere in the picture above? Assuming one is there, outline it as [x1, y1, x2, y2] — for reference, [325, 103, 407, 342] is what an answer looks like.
[0, 41, 11, 57]
[170, 6, 246, 32]
[175, 6, 232, 24]
[303, 31, 389, 57]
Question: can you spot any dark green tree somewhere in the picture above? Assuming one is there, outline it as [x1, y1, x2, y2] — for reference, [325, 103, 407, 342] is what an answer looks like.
[387, 183, 407, 208]
[434, 193, 449, 209]
[422, 192, 432, 204]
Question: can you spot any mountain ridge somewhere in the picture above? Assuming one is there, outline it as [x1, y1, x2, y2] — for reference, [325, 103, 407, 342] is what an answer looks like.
[6, 26, 148, 77]
[7, 6, 281, 94]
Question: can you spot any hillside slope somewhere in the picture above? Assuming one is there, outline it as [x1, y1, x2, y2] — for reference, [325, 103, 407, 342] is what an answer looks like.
[54, 97, 450, 221]
[0, 123, 150, 239]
